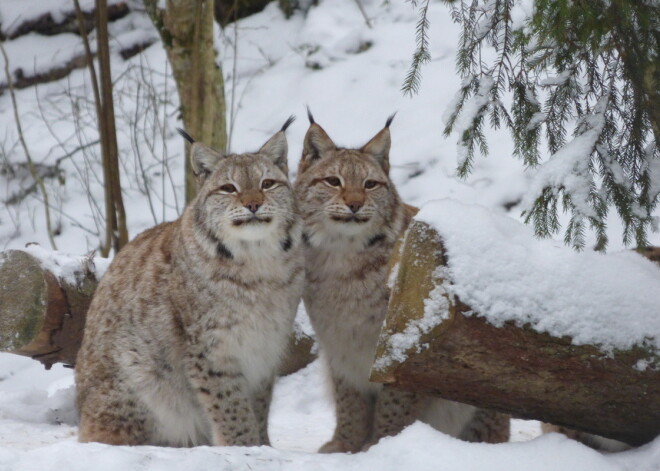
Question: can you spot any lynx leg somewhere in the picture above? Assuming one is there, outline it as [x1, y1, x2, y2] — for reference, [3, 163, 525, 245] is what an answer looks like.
[368, 386, 425, 448]
[186, 354, 260, 447]
[319, 376, 374, 453]
[459, 409, 511, 443]
[252, 378, 274, 446]
[78, 393, 151, 445]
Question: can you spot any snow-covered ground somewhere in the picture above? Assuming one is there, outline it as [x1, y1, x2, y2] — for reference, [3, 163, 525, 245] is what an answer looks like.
[0, 0, 659, 469]
[2, 355, 659, 471]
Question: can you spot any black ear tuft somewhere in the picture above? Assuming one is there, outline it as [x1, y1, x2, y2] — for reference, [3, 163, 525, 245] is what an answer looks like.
[177, 128, 195, 144]
[385, 112, 397, 129]
[306, 106, 315, 124]
[281, 115, 296, 132]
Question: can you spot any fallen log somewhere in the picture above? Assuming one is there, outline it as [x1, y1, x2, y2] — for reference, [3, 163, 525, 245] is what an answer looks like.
[370, 209, 660, 448]
[0, 2, 129, 40]
[0, 248, 316, 374]
[0, 248, 98, 369]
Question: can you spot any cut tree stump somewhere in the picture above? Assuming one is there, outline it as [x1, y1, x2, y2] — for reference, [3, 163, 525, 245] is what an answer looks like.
[0, 249, 316, 374]
[0, 249, 97, 369]
[370, 220, 660, 447]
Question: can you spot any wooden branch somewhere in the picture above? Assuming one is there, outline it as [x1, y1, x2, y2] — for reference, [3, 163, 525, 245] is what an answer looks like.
[370, 220, 660, 447]
[97, 0, 129, 253]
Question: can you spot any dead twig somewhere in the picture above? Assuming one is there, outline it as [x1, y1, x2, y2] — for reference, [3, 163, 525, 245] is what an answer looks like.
[0, 40, 58, 249]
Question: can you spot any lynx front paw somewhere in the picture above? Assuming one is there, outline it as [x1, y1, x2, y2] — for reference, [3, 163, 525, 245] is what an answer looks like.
[318, 439, 361, 454]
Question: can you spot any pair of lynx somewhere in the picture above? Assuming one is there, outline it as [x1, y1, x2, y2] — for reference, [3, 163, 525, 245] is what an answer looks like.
[75, 111, 510, 450]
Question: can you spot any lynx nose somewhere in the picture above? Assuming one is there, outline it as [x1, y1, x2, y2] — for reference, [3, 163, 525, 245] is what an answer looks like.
[245, 202, 261, 213]
[346, 201, 363, 213]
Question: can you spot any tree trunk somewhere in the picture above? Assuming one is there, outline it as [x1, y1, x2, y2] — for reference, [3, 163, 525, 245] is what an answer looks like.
[0, 250, 315, 374]
[74, 0, 129, 256]
[96, 0, 129, 253]
[370, 220, 660, 448]
[144, 0, 228, 203]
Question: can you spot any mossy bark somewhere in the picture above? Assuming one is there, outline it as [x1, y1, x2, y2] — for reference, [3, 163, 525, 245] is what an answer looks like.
[145, 0, 228, 203]
[371, 220, 660, 447]
[0, 250, 97, 369]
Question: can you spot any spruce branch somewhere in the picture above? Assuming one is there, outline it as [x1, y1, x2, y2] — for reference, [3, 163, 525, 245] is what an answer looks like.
[402, 0, 431, 97]
[426, 0, 659, 249]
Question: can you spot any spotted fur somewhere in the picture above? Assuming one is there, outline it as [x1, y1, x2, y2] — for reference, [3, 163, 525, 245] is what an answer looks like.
[76, 120, 303, 447]
[294, 113, 509, 452]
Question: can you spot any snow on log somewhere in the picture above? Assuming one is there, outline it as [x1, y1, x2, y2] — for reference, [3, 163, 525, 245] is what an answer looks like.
[370, 200, 660, 447]
[0, 247, 316, 374]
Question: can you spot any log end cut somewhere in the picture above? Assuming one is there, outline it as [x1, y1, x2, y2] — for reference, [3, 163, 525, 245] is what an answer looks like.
[0, 249, 97, 369]
[0, 250, 50, 352]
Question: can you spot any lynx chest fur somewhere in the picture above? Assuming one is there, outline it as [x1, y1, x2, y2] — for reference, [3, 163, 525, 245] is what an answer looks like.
[75, 118, 303, 447]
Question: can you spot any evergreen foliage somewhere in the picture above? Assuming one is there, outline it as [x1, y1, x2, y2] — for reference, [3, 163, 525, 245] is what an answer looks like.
[404, 0, 660, 250]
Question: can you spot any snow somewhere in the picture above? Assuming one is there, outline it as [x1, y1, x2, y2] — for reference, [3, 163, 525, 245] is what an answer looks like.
[522, 96, 609, 219]
[292, 303, 315, 342]
[373, 265, 450, 372]
[449, 75, 494, 169]
[21, 244, 111, 284]
[0, 0, 659, 468]
[417, 199, 660, 356]
[2, 354, 659, 471]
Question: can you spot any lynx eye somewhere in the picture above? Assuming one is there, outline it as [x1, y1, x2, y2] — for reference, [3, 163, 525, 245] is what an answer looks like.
[325, 176, 341, 187]
[261, 179, 276, 190]
[218, 184, 237, 193]
[364, 180, 378, 189]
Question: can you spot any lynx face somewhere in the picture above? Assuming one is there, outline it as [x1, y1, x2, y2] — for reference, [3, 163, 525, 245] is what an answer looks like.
[295, 115, 402, 247]
[190, 126, 297, 245]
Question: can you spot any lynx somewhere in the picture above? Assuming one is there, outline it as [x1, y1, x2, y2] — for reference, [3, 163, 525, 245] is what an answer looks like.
[294, 111, 510, 453]
[75, 117, 304, 447]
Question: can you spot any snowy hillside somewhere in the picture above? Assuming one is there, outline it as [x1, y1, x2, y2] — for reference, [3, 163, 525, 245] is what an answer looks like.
[0, 0, 659, 470]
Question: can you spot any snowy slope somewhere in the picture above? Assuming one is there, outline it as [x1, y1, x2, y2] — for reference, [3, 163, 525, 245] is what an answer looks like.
[0, 0, 659, 470]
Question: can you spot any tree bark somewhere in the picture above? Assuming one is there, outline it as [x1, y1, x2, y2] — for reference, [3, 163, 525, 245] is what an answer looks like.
[370, 220, 660, 447]
[74, 0, 129, 256]
[96, 0, 129, 253]
[0, 250, 97, 369]
[144, 0, 228, 203]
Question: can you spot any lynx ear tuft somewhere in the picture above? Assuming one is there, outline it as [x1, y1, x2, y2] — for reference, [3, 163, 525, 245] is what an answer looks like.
[177, 128, 195, 144]
[299, 120, 335, 174]
[306, 106, 315, 125]
[191, 143, 224, 181]
[281, 115, 296, 132]
[385, 112, 397, 129]
[361, 125, 391, 174]
[259, 119, 292, 174]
